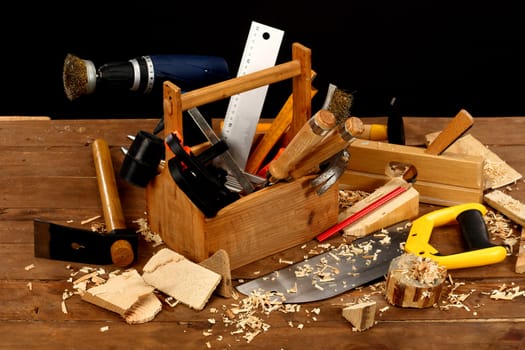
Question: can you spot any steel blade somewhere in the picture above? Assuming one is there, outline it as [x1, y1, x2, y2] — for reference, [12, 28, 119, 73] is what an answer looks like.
[235, 221, 411, 303]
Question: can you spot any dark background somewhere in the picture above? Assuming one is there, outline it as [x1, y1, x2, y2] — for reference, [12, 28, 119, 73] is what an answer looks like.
[2, 1, 524, 122]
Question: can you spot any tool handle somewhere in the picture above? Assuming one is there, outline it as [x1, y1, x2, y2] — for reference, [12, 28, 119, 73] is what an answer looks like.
[358, 124, 388, 141]
[405, 203, 507, 269]
[268, 110, 336, 182]
[245, 79, 318, 175]
[289, 116, 363, 179]
[92, 139, 127, 232]
[456, 209, 497, 250]
[425, 109, 473, 155]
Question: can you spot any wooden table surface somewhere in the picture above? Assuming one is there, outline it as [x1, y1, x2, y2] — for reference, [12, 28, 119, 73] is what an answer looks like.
[1, 116, 525, 350]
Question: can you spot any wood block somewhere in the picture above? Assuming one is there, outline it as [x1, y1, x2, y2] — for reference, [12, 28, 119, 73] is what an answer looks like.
[385, 253, 447, 308]
[342, 300, 377, 331]
[515, 227, 525, 274]
[342, 139, 484, 206]
[426, 132, 522, 190]
[484, 190, 525, 227]
[199, 249, 233, 298]
[142, 248, 221, 311]
[340, 178, 419, 238]
[81, 269, 162, 324]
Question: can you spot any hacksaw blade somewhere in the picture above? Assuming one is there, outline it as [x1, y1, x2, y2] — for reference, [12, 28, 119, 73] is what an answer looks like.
[220, 21, 284, 171]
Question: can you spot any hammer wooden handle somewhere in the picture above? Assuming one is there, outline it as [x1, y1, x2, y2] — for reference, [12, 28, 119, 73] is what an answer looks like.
[92, 139, 127, 232]
[268, 109, 336, 182]
[92, 139, 134, 267]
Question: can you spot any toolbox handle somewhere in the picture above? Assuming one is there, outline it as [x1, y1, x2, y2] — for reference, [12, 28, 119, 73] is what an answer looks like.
[161, 42, 312, 154]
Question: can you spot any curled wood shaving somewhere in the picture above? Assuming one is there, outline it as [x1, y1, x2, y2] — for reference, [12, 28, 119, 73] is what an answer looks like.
[483, 209, 519, 253]
[338, 189, 370, 211]
[81, 215, 101, 225]
[394, 254, 447, 287]
[133, 217, 164, 247]
[486, 283, 525, 300]
[440, 279, 474, 312]
[218, 289, 307, 344]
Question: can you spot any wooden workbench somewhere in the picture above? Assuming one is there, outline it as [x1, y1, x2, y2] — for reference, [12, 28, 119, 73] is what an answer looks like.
[1, 116, 525, 350]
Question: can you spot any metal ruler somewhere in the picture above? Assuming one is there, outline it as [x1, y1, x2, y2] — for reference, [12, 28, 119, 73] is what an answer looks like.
[220, 21, 284, 171]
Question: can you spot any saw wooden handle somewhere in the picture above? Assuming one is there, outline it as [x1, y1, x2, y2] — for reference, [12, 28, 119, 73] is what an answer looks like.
[425, 109, 474, 155]
[268, 109, 336, 182]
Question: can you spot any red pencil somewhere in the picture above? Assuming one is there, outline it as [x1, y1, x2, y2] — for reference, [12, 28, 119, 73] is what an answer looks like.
[316, 186, 408, 242]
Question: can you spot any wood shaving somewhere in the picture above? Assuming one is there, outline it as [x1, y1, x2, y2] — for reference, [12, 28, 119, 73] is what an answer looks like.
[81, 215, 101, 225]
[483, 209, 519, 253]
[24, 264, 35, 271]
[439, 280, 474, 312]
[486, 283, 525, 300]
[133, 217, 164, 247]
[218, 289, 305, 344]
[338, 189, 370, 211]
[484, 159, 509, 185]
[393, 254, 447, 287]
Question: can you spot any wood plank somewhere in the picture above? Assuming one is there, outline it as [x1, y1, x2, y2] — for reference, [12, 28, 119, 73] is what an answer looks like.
[0, 119, 158, 147]
[0, 176, 145, 209]
[0, 320, 523, 349]
[516, 227, 525, 274]
[2, 117, 525, 349]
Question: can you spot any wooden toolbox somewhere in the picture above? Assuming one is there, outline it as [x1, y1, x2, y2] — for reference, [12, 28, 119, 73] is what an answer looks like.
[145, 43, 339, 269]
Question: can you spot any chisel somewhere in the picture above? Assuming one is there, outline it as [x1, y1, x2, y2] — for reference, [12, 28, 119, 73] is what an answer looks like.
[267, 109, 337, 183]
[289, 116, 364, 179]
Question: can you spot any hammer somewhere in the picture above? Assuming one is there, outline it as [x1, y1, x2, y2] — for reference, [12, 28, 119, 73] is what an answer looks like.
[34, 138, 137, 267]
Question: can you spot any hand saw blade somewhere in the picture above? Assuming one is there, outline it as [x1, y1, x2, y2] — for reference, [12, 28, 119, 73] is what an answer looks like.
[235, 221, 411, 303]
[221, 21, 284, 170]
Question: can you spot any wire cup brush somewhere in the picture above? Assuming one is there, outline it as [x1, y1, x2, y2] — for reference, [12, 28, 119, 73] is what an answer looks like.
[63, 53, 231, 101]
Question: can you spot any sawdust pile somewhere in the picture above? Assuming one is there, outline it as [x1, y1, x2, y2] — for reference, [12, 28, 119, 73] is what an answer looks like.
[204, 290, 321, 345]
[393, 254, 447, 287]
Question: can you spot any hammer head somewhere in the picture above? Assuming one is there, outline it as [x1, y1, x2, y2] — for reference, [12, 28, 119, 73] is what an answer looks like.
[34, 219, 138, 266]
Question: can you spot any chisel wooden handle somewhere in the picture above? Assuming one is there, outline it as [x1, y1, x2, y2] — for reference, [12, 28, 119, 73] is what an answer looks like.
[268, 109, 336, 182]
[92, 138, 134, 267]
[289, 116, 364, 179]
[425, 109, 474, 155]
[245, 70, 318, 175]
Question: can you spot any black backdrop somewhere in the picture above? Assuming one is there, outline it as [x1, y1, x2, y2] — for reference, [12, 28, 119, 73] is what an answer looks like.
[3, 1, 524, 123]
